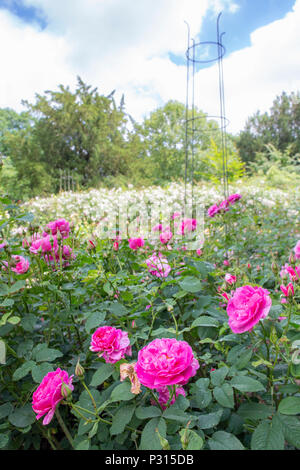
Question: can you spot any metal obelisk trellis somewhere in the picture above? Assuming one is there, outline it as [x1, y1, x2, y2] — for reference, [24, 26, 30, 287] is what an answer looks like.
[184, 12, 229, 210]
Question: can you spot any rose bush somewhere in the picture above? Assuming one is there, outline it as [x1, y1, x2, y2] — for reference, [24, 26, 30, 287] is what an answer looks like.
[0, 182, 299, 451]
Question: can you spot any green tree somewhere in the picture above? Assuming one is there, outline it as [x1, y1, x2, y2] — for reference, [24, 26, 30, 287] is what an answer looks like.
[0, 108, 32, 198]
[130, 100, 240, 185]
[0, 107, 30, 156]
[5, 77, 130, 197]
[236, 91, 300, 168]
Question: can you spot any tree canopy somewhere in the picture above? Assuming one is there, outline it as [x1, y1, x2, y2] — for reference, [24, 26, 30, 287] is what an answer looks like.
[1, 78, 298, 200]
[236, 91, 300, 167]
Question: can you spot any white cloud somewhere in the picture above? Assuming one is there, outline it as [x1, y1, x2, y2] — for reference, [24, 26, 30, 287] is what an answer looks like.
[1, 0, 299, 137]
[0, 9, 75, 111]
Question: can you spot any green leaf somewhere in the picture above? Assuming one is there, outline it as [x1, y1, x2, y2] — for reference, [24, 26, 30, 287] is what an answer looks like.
[180, 429, 203, 450]
[213, 383, 234, 409]
[103, 282, 114, 296]
[0, 298, 14, 307]
[74, 438, 90, 450]
[110, 382, 135, 402]
[110, 404, 136, 436]
[8, 404, 35, 428]
[90, 363, 114, 387]
[230, 376, 265, 393]
[191, 316, 219, 328]
[139, 417, 166, 450]
[77, 419, 93, 437]
[163, 406, 195, 424]
[0, 433, 9, 449]
[251, 418, 285, 450]
[193, 379, 212, 409]
[85, 310, 106, 333]
[0, 403, 13, 420]
[234, 349, 252, 370]
[208, 431, 245, 450]
[278, 397, 300, 415]
[109, 302, 128, 317]
[76, 389, 102, 420]
[13, 360, 36, 381]
[194, 261, 215, 277]
[179, 276, 201, 293]
[7, 316, 20, 325]
[276, 413, 300, 449]
[20, 314, 37, 332]
[0, 284, 9, 296]
[237, 403, 274, 421]
[210, 366, 229, 386]
[34, 348, 63, 363]
[31, 363, 54, 383]
[135, 406, 162, 420]
[9, 280, 26, 293]
[198, 409, 223, 429]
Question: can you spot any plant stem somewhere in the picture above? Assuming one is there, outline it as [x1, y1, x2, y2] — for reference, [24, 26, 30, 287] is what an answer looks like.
[55, 407, 74, 449]
[37, 422, 57, 450]
[80, 379, 97, 413]
[149, 389, 163, 412]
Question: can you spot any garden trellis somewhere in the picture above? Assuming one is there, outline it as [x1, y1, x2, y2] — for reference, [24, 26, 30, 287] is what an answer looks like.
[184, 12, 230, 209]
[59, 169, 77, 193]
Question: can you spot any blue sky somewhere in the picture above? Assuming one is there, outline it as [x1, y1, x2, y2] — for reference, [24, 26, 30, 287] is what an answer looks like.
[199, 0, 295, 55]
[0, 0, 46, 28]
[169, 0, 296, 66]
[0, 0, 299, 134]
[0, 0, 295, 59]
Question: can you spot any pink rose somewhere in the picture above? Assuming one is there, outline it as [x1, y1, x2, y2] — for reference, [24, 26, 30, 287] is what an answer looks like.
[128, 238, 144, 250]
[280, 263, 290, 279]
[44, 219, 70, 239]
[196, 249, 203, 256]
[62, 245, 75, 260]
[32, 368, 74, 425]
[152, 223, 163, 232]
[90, 326, 132, 363]
[221, 292, 231, 302]
[224, 273, 236, 285]
[228, 193, 242, 204]
[135, 337, 199, 389]
[223, 260, 230, 266]
[160, 229, 173, 244]
[30, 235, 58, 255]
[286, 265, 299, 282]
[207, 204, 220, 218]
[294, 241, 300, 260]
[10, 255, 30, 274]
[227, 285, 272, 334]
[280, 283, 294, 297]
[151, 386, 186, 409]
[178, 218, 197, 235]
[145, 253, 171, 278]
[219, 199, 229, 212]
